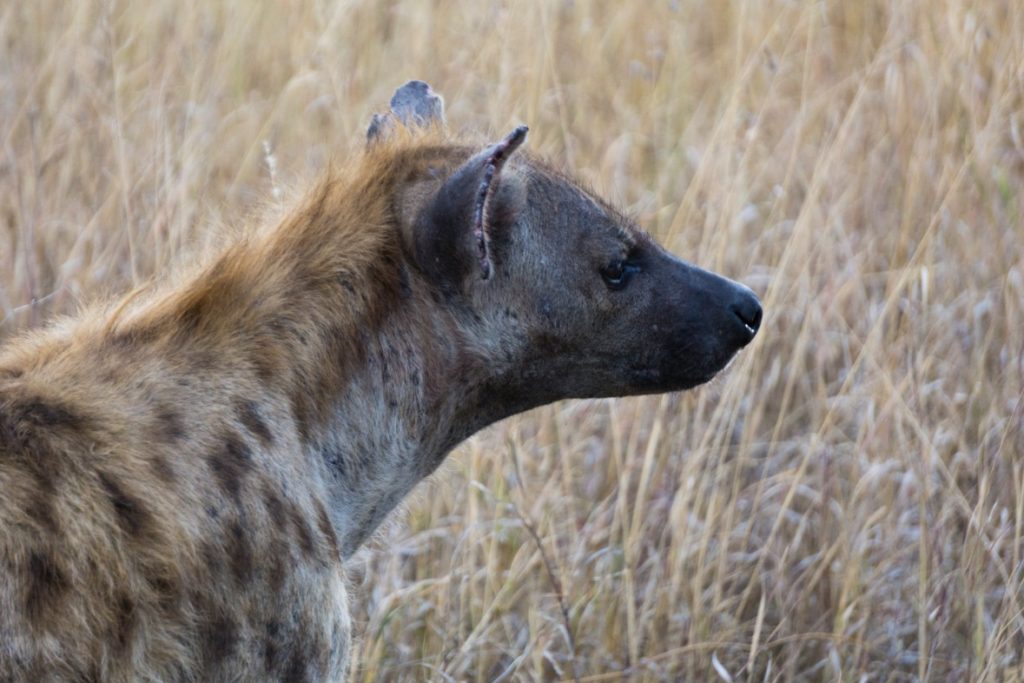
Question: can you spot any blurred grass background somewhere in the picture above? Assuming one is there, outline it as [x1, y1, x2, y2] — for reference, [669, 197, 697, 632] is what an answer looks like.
[2, 1, 1023, 680]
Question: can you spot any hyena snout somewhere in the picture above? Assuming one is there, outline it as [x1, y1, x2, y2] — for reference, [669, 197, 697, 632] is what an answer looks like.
[724, 280, 763, 346]
[647, 260, 763, 390]
[684, 264, 762, 353]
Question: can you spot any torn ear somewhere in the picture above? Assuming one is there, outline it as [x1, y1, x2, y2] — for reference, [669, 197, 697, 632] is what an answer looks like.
[367, 80, 445, 142]
[413, 126, 529, 292]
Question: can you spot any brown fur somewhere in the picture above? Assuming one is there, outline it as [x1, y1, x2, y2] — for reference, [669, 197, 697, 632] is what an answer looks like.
[0, 135, 440, 681]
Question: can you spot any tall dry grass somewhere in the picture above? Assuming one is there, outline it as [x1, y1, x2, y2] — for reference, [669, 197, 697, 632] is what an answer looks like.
[2, 1, 1023, 680]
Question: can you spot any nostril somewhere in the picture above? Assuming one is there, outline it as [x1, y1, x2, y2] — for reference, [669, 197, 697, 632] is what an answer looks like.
[730, 294, 763, 337]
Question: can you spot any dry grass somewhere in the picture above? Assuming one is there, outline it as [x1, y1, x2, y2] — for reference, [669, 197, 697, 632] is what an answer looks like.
[3, 1, 1023, 680]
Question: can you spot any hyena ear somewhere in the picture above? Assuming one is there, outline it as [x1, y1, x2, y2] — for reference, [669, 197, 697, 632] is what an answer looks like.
[367, 80, 445, 142]
[413, 126, 529, 291]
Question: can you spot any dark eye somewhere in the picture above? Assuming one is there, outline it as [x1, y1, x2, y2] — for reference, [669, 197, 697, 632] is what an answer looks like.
[600, 260, 639, 291]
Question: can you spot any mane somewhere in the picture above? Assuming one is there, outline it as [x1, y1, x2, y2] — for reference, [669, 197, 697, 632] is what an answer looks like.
[101, 128, 457, 343]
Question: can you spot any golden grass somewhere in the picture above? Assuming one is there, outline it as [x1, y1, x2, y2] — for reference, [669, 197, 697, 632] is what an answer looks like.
[3, 1, 1023, 680]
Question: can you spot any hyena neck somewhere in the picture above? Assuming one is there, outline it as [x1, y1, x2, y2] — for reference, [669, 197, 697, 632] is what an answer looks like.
[112, 152, 533, 557]
[313, 280, 531, 556]
[220, 176, 529, 555]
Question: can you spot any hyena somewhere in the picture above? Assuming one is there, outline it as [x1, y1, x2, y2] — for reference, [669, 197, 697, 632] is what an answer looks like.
[0, 81, 762, 681]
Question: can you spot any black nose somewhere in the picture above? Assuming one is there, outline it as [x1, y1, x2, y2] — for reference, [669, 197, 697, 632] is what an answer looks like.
[729, 288, 762, 344]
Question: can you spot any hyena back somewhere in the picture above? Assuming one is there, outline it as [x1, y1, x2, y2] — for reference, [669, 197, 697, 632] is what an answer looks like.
[0, 81, 761, 681]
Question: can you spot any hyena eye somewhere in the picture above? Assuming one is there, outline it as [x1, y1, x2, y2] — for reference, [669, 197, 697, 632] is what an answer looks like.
[600, 260, 639, 291]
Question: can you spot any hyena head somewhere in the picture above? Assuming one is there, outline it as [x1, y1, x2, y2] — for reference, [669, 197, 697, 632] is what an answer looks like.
[376, 81, 762, 411]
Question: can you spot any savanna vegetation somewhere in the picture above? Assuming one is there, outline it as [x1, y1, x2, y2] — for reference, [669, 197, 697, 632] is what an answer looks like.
[2, 1, 1022, 680]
